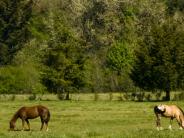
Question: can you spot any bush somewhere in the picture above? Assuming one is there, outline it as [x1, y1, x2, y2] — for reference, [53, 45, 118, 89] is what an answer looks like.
[123, 92, 133, 101]
[0, 65, 46, 94]
[173, 92, 184, 101]
[136, 92, 145, 102]
[29, 93, 37, 101]
[145, 94, 152, 101]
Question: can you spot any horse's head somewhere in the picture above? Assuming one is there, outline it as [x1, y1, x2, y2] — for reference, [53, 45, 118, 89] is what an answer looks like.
[157, 105, 165, 112]
[9, 121, 15, 131]
[154, 104, 166, 114]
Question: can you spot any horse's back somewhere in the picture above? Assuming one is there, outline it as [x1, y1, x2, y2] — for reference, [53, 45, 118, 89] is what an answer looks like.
[160, 105, 184, 118]
[166, 105, 182, 112]
[18, 105, 50, 120]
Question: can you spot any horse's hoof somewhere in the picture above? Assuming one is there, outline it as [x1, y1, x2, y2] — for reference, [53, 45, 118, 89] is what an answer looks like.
[168, 125, 172, 130]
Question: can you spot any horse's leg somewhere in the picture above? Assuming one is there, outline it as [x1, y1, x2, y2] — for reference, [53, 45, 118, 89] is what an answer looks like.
[21, 119, 26, 131]
[40, 122, 44, 131]
[40, 118, 44, 131]
[176, 115, 183, 130]
[156, 114, 162, 130]
[179, 115, 184, 129]
[169, 117, 173, 130]
[179, 116, 184, 129]
[45, 121, 49, 131]
[26, 119, 30, 131]
[181, 120, 184, 129]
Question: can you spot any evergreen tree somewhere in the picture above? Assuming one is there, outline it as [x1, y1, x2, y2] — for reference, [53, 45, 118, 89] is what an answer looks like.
[131, 19, 184, 101]
[42, 9, 86, 99]
[0, 0, 33, 65]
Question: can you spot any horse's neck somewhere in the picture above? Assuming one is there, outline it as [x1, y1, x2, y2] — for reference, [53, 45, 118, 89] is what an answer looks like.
[11, 112, 19, 123]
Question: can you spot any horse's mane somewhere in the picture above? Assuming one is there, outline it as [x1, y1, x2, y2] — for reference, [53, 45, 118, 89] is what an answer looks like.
[10, 109, 20, 122]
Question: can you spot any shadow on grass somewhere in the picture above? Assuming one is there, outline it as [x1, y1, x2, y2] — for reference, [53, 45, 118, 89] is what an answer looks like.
[9, 129, 36, 132]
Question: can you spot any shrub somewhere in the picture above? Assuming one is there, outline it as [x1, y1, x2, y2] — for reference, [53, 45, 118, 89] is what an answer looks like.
[29, 93, 37, 101]
[136, 92, 145, 102]
[173, 92, 184, 101]
[145, 94, 152, 101]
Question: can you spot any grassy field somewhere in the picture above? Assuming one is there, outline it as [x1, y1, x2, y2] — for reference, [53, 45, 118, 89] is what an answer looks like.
[0, 100, 184, 138]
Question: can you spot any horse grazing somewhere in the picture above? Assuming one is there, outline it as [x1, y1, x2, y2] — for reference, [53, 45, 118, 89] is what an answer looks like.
[9, 105, 50, 131]
[154, 104, 184, 130]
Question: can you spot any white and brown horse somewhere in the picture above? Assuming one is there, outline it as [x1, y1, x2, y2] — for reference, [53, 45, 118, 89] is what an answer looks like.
[154, 104, 184, 130]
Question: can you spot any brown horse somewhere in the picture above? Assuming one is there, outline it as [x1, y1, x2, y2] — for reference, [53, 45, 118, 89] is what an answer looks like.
[154, 104, 184, 130]
[9, 105, 50, 131]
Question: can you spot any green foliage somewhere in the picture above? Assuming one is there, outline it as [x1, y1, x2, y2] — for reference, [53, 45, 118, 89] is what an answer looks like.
[166, 0, 184, 14]
[78, 0, 138, 92]
[0, 39, 46, 94]
[173, 92, 184, 101]
[80, 0, 137, 50]
[107, 41, 134, 73]
[0, 0, 33, 65]
[0, 0, 184, 97]
[0, 65, 45, 94]
[131, 19, 184, 100]
[28, 93, 37, 101]
[136, 0, 166, 37]
[12, 39, 46, 67]
[28, 15, 50, 41]
[41, 9, 86, 96]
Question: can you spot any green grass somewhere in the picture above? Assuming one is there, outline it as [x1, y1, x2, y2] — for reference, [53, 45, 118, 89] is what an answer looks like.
[0, 100, 184, 137]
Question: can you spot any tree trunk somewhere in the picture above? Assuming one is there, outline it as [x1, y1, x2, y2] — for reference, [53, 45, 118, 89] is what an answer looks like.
[165, 89, 170, 101]
[65, 91, 70, 100]
[165, 81, 171, 101]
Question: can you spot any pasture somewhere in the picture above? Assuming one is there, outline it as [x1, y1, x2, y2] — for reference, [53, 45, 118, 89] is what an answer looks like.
[0, 100, 184, 138]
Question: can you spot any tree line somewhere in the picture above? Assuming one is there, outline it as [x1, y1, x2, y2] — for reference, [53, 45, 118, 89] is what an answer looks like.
[0, 0, 184, 101]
